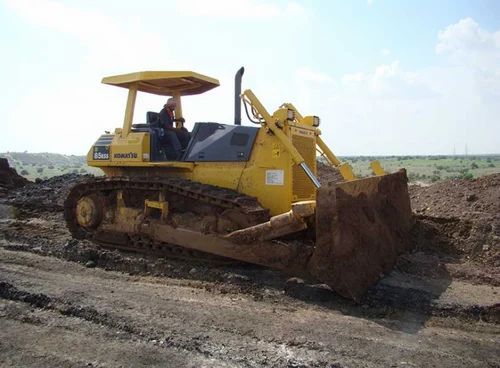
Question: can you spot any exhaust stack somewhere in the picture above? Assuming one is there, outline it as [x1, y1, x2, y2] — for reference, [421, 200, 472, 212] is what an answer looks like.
[234, 66, 245, 125]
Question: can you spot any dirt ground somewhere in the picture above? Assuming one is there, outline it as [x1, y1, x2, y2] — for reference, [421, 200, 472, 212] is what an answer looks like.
[0, 165, 499, 367]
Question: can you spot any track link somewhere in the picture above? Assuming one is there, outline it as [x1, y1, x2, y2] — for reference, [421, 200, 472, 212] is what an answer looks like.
[64, 177, 270, 261]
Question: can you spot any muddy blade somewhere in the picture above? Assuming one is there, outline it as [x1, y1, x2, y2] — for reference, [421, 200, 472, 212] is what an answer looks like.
[308, 169, 414, 301]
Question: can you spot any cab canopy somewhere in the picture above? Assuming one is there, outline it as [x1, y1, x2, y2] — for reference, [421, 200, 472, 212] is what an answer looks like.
[102, 71, 220, 96]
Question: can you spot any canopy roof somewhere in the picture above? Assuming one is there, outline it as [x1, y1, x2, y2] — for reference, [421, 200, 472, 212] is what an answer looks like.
[102, 71, 220, 96]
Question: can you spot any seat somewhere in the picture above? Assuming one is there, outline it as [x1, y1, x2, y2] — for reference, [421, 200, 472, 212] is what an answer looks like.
[147, 111, 160, 126]
[129, 112, 164, 160]
[130, 111, 185, 161]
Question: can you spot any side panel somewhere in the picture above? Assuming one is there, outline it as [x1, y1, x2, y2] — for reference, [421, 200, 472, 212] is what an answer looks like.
[237, 129, 293, 216]
[88, 132, 150, 167]
[100, 162, 247, 192]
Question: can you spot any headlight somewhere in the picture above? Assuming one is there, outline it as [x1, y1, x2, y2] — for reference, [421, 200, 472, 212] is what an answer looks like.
[313, 116, 320, 127]
[287, 109, 295, 121]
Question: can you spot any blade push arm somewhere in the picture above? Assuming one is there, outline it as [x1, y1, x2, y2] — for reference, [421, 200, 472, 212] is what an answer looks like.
[316, 136, 357, 181]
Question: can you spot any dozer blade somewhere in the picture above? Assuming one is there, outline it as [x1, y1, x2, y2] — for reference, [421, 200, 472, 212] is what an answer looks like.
[308, 169, 414, 301]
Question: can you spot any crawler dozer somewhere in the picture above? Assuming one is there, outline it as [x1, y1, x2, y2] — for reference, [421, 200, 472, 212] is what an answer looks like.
[65, 67, 413, 300]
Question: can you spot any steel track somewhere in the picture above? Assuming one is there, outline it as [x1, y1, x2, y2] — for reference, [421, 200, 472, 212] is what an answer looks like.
[64, 176, 270, 262]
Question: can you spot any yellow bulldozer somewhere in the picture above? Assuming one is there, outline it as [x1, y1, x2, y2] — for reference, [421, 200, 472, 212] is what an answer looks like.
[65, 67, 413, 300]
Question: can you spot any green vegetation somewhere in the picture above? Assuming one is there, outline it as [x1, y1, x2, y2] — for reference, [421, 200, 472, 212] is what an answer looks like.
[2, 152, 499, 184]
[1, 152, 102, 181]
[336, 155, 500, 183]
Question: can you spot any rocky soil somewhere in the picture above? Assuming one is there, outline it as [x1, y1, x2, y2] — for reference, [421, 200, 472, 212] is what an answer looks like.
[0, 161, 499, 367]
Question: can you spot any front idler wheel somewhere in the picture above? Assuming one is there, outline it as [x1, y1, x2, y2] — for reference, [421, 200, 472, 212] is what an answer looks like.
[75, 194, 103, 229]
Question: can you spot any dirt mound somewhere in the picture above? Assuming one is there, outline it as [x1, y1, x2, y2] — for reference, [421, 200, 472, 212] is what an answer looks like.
[5, 173, 93, 212]
[409, 173, 500, 273]
[410, 173, 500, 220]
[0, 158, 29, 196]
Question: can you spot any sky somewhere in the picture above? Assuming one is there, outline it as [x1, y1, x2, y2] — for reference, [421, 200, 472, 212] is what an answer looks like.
[0, 0, 499, 156]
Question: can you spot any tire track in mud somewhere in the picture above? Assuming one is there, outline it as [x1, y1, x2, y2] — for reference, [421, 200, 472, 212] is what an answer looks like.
[0, 280, 341, 368]
[1, 248, 499, 368]
[1, 214, 499, 326]
[0, 281, 237, 364]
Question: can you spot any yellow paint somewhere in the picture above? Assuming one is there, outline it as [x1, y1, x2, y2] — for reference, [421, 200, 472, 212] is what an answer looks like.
[102, 71, 219, 96]
[122, 85, 137, 137]
[88, 70, 387, 216]
[370, 160, 386, 176]
[272, 143, 280, 158]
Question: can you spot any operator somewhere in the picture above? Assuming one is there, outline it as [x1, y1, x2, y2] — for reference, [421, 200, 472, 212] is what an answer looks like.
[159, 98, 191, 152]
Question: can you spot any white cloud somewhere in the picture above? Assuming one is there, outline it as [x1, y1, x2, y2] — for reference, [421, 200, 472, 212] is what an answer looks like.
[435, 17, 500, 104]
[367, 0, 375, 6]
[4, 0, 172, 72]
[295, 66, 333, 84]
[176, 0, 305, 19]
[436, 17, 500, 70]
[342, 72, 365, 84]
[319, 18, 500, 155]
[381, 48, 391, 56]
[338, 61, 432, 100]
[4, 0, 117, 43]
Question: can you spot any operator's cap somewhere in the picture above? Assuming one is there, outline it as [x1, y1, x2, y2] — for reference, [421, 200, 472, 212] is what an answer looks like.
[166, 97, 176, 107]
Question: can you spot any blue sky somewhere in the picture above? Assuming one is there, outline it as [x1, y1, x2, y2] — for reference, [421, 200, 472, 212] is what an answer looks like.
[1, 0, 499, 155]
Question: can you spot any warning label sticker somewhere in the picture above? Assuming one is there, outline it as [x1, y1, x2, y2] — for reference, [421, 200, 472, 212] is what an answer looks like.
[265, 170, 284, 186]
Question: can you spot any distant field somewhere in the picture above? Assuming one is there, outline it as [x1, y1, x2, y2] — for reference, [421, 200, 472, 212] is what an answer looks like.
[1, 152, 499, 183]
[341, 155, 500, 183]
[0, 152, 101, 181]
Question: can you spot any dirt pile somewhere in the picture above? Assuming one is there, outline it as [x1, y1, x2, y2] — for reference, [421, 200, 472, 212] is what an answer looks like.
[4, 173, 93, 212]
[409, 174, 499, 267]
[0, 158, 29, 196]
[410, 173, 500, 220]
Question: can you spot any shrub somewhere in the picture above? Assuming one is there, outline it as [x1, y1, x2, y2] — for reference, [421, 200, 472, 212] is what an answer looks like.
[48, 165, 54, 169]
[20, 169, 28, 175]
[488, 163, 495, 168]
[461, 172, 473, 180]
[79, 168, 86, 173]
[471, 162, 479, 169]
[36, 167, 44, 173]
